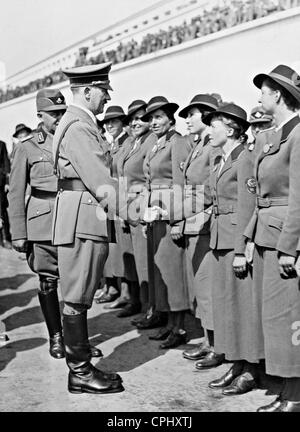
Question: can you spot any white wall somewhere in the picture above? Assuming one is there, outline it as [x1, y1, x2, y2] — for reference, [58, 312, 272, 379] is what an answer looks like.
[1, 7, 300, 152]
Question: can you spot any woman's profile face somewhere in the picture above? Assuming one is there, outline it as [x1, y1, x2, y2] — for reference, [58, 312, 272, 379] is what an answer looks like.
[105, 118, 123, 139]
[149, 109, 172, 138]
[185, 107, 206, 134]
[209, 118, 229, 148]
[259, 82, 277, 114]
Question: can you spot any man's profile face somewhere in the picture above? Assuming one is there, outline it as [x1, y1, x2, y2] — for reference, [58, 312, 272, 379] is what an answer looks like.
[38, 110, 65, 134]
[90, 87, 111, 115]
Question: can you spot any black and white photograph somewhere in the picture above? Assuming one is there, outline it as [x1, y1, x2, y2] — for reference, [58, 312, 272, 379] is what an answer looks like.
[0, 0, 300, 417]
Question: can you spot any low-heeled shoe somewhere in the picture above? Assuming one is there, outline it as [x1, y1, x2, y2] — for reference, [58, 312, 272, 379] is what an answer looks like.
[117, 303, 141, 318]
[195, 352, 225, 369]
[257, 396, 283, 412]
[182, 344, 211, 361]
[222, 373, 257, 396]
[96, 292, 120, 304]
[149, 327, 172, 341]
[136, 312, 168, 330]
[90, 345, 103, 358]
[159, 331, 187, 349]
[209, 366, 242, 389]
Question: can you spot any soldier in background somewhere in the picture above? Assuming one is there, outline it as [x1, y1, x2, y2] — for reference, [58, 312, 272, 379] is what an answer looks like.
[10, 123, 33, 161]
[8, 89, 67, 359]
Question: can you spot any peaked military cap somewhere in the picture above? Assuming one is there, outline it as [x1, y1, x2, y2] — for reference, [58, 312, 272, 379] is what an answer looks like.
[141, 96, 179, 121]
[203, 103, 250, 132]
[179, 94, 219, 118]
[253, 64, 300, 103]
[13, 123, 32, 138]
[101, 106, 126, 123]
[249, 106, 273, 124]
[62, 62, 113, 91]
[36, 88, 67, 112]
[124, 99, 147, 124]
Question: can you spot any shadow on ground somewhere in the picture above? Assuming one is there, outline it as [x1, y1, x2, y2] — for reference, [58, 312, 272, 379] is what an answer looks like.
[0, 337, 47, 373]
[0, 274, 36, 292]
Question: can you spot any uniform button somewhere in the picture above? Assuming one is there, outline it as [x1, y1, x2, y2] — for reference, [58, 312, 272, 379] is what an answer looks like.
[40, 157, 43, 161]
[36, 210, 40, 215]
[88, 199, 92, 203]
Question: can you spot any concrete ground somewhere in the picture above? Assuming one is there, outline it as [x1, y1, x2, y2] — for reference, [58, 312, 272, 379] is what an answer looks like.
[0, 246, 282, 412]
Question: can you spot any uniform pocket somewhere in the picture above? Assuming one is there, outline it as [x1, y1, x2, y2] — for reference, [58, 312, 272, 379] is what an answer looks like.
[268, 216, 283, 231]
[30, 156, 54, 178]
[27, 200, 51, 220]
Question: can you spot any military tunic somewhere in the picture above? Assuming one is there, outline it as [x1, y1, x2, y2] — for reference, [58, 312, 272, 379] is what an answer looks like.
[52, 105, 121, 307]
[143, 129, 190, 312]
[8, 127, 59, 280]
[244, 115, 300, 377]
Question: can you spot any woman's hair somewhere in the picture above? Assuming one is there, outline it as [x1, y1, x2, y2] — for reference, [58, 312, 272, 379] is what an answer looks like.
[264, 78, 300, 111]
[211, 114, 245, 139]
[161, 107, 176, 126]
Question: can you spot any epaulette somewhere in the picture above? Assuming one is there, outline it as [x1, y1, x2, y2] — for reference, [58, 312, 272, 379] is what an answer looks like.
[20, 134, 34, 143]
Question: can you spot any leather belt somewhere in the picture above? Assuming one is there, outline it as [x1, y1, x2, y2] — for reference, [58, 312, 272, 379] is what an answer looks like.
[150, 184, 173, 191]
[58, 179, 88, 192]
[256, 197, 288, 208]
[212, 204, 235, 216]
[31, 187, 57, 200]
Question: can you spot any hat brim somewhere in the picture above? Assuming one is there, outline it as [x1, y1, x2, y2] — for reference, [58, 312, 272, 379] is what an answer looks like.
[178, 102, 217, 119]
[253, 73, 300, 103]
[38, 105, 67, 112]
[102, 113, 127, 124]
[141, 102, 179, 122]
[13, 127, 32, 138]
[203, 110, 250, 131]
[124, 103, 148, 125]
[249, 117, 273, 124]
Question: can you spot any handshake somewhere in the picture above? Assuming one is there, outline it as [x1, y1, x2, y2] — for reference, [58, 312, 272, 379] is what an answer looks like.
[142, 206, 168, 223]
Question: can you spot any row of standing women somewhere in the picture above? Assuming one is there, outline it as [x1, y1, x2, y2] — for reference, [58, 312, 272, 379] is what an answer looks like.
[97, 63, 300, 412]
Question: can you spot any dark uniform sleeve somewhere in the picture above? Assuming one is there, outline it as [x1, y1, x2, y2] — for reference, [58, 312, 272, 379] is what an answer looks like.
[8, 144, 29, 240]
[277, 127, 300, 256]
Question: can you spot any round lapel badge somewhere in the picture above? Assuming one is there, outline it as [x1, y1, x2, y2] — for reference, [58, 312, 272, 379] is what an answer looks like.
[263, 144, 270, 153]
[152, 144, 158, 153]
[246, 177, 257, 194]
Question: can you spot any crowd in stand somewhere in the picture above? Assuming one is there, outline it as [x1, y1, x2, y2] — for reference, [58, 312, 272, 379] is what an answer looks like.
[1, 0, 299, 104]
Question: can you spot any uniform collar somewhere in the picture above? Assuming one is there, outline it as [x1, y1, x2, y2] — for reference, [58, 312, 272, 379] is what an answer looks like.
[70, 103, 97, 124]
[274, 112, 299, 133]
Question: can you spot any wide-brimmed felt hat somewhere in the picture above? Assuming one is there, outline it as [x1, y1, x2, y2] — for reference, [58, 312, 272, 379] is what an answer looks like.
[13, 123, 32, 138]
[141, 96, 179, 122]
[249, 106, 273, 124]
[203, 103, 250, 132]
[253, 64, 300, 103]
[36, 88, 67, 112]
[62, 62, 113, 91]
[124, 99, 148, 124]
[101, 105, 126, 124]
[178, 94, 219, 118]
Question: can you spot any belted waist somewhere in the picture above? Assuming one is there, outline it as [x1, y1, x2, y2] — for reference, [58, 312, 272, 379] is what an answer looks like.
[150, 184, 173, 191]
[31, 187, 57, 200]
[212, 204, 236, 216]
[58, 178, 88, 192]
[256, 197, 288, 208]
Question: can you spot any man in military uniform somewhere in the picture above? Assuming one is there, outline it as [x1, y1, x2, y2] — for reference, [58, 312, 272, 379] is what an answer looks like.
[8, 89, 67, 359]
[248, 105, 273, 144]
[52, 63, 130, 394]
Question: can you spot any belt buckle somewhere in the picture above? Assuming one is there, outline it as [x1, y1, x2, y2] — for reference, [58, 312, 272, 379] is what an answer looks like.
[213, 204, 219, 215]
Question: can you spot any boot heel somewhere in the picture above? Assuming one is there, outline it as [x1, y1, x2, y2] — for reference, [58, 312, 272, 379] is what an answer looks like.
[68, 386, 83, 394]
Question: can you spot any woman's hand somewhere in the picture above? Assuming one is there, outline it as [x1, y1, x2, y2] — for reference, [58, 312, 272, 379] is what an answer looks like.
[233, 254, 248, 279]
[170, 225, 183, 241]
[278, 253, 297, 279]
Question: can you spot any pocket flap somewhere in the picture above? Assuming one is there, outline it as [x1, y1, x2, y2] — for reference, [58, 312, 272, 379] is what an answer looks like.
[268, 216, 283, 231]
[28, 200, 51, 220]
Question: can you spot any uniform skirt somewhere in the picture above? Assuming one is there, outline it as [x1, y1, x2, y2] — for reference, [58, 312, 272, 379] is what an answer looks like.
[147, 220, 189, 312]
[254, 246, 300, 378]
[130, 224, 149, 305]
[111, 218, 138, 282]
[211, 249, 262, 363]
[184, 234, 213, 330]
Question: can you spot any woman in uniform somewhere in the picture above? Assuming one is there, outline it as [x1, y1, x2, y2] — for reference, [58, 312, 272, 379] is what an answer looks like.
[98, 105, 139, 317]
[175, 94, 220, 364]
[244, 65, 300, 412]
[117, 100, 157, 319]
[140, 96, 191, 349]
[196, 104, 262, 395]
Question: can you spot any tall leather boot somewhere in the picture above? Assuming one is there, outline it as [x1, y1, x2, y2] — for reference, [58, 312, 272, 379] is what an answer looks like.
[38, 281, 65, 359]
[63, 312, 124, 394]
